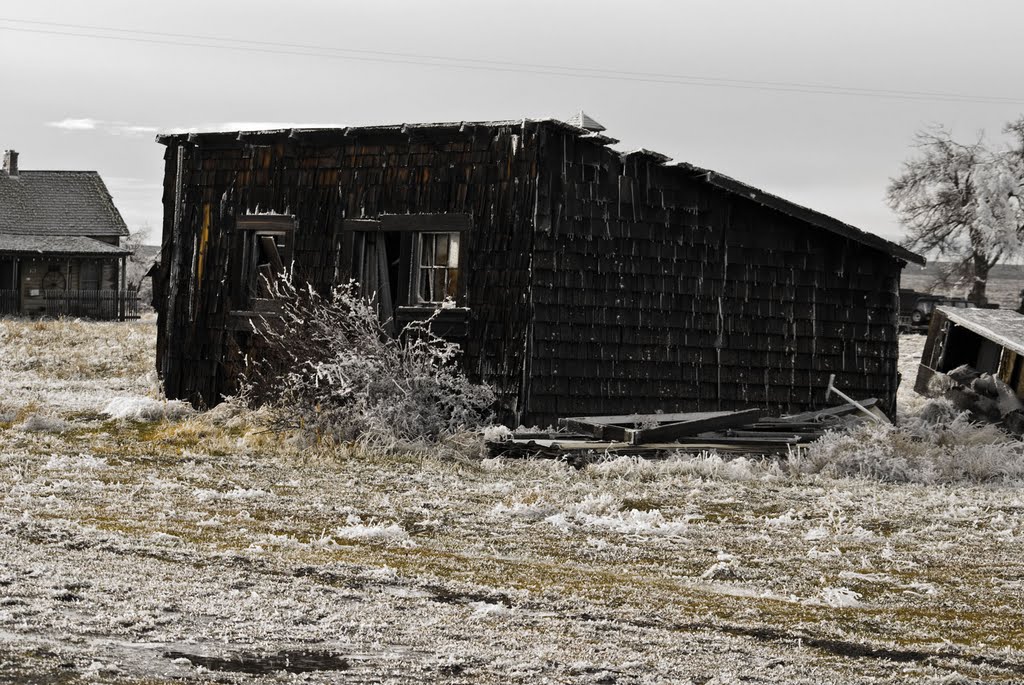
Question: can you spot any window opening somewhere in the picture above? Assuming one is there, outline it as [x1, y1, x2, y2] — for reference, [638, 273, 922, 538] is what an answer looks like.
[234, 216, 295, 303]
[416, 232, 460, 304]
[352, 231, 402, 329]
[80, 261, 101, 291]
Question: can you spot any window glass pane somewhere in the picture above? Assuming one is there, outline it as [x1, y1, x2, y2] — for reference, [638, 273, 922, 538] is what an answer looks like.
[414, 232, 461, 303]
[446, 268, 459, 299]
[420, 235, 434, 267]
[434, 234, 448, 266]
[433, 270, 446, 302]
[419, 269, 432, 302]
[448, 233, 460, 267]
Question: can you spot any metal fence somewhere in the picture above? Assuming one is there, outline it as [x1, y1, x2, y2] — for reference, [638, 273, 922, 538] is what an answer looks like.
[41, 289, 141, 320]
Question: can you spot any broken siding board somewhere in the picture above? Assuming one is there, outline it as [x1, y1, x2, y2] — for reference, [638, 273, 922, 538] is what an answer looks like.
[558, 411, 731, 440]
[623, 408, 764, 445]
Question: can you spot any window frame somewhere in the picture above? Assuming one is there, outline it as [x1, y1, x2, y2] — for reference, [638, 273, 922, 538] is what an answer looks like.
[234, 214, 296, 302]
[341, 213, 470, 309]
[413, 231, 461, 305]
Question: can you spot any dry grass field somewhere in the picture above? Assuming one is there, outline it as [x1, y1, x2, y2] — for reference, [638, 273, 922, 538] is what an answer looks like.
[1, 317, 1023, 683]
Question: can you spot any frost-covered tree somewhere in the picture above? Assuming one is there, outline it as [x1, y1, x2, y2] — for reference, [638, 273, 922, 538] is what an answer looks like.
[888, 124, 1024, 305]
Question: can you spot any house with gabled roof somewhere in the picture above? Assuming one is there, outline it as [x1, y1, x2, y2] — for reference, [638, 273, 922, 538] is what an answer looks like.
[152, 112, 924, 423]
[0, 150, 136, 319]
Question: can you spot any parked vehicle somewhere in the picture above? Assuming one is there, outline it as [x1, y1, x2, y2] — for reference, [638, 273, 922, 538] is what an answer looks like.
[899, 289, 976, 333]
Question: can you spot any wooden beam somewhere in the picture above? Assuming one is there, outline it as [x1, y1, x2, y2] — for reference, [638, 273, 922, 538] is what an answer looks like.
[770, 399, 878, 423]
[559, 411, 727, 429]
[236, 216, 295, 232]
[341, 219, 383, 232]
[380, 213, 471, 232]
[624, 409, 764, 445]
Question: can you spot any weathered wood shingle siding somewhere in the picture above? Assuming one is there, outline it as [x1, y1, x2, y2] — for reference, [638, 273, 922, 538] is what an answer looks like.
[156, 125, 540, 415]
[156, 120, 906, 425]
[524, 130, 900, 425]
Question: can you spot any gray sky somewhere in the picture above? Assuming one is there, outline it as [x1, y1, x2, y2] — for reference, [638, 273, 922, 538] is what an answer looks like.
[2, 0, 1023, 246]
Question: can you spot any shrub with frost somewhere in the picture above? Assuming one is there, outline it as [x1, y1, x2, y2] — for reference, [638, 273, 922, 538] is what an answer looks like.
[239, 278, 494, 450]
[791, 404, 1024, 484]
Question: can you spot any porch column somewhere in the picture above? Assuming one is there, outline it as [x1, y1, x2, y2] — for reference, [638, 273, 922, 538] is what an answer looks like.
[120, 256, 127, 293]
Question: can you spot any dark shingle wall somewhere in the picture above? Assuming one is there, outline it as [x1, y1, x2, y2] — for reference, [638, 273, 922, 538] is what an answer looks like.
[156, 125, 540, 417]
[525, 132, 900, 424]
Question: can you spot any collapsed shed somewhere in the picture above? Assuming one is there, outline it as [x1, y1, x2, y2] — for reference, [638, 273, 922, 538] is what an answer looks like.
[915, 307, 1024, 432]
[152, 116, 924, 425]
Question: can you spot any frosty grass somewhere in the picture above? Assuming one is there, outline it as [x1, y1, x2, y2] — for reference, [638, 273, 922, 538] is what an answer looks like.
[0, 317, 1022, 683]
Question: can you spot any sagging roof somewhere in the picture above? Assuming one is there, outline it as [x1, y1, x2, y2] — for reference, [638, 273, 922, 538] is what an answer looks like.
[0, 170, 130, 238]
[0, 233, 132, 257]
[936, 306, 1024, 357]
[674, 164, 926, 266]
[156, 117, 924, 266]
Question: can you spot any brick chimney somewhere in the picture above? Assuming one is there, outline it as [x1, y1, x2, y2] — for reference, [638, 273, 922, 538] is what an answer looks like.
[3, 150, 18, 177]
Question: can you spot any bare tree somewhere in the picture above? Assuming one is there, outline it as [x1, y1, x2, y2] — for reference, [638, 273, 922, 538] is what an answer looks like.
[888, 125, 1024, 305]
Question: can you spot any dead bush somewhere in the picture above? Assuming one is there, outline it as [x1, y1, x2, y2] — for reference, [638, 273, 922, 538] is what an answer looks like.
[239, 278, 495, 451]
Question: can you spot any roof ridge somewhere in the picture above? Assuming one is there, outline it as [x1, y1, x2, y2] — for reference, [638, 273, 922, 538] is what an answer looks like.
[14, 169, 101, 174]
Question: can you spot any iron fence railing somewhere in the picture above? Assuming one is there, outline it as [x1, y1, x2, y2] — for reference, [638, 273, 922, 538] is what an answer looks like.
[41, 289, 141, 320]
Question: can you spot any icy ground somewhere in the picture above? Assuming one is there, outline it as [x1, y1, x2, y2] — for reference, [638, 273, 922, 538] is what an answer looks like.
[1, 319, 1023, 684]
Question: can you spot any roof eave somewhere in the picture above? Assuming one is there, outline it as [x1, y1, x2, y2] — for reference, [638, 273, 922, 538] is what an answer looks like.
[688, 167, 926, 266]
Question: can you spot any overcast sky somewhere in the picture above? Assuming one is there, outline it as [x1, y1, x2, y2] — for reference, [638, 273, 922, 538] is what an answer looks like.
[2, 0, 1023, 246]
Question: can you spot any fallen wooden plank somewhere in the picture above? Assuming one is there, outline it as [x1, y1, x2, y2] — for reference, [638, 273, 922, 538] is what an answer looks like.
[558, 411, 730, 440]
[769, 399, 878, 423]
[703, 430, 817, 441]
[625, 408, 763, 445]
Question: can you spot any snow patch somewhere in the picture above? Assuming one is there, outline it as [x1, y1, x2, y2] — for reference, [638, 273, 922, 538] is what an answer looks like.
[817, 586, 863, 608]
[332, 515, 414, 547]
[103, 396, 193, 421]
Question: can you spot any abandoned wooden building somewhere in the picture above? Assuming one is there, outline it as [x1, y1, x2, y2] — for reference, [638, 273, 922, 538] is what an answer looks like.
[153, 116, 925, 425]
[915, 307, 1024, 432]
[0, 150, 136, 319]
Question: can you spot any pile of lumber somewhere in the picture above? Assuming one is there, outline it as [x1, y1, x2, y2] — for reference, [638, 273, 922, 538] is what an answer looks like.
[487, 400, 886, 464]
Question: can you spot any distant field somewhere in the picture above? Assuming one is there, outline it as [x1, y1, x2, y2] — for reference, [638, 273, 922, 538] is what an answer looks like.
[903, 262, 1024, 309]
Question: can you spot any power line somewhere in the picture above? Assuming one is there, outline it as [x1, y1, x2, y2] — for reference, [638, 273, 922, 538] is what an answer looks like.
[1, 17, 1022, 106]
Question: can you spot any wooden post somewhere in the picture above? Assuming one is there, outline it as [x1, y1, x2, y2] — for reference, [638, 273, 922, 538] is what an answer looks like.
[120, 257, 127, 320]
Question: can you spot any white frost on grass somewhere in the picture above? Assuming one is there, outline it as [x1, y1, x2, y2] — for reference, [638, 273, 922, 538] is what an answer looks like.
[590, 452, 784, 482]
[102, 396, 193, 421]
[468, 600, 513, 618]
[331, 514, 415, 547]
[44, 454, 106, 470]
[4, 325, 1024, 682]
[15, 414, 70, 434]
[817, 586, 863, 608]
[553, 508, 689, 537]
[502, 494, 693, 537]
[193, 487, 273, 502]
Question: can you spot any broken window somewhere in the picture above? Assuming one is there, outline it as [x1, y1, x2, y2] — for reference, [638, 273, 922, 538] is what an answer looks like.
[234, 215, 295, 302]
[350, 230, 402, 327]
[341, 214, 470, 324]
[415, 232, 460, 304]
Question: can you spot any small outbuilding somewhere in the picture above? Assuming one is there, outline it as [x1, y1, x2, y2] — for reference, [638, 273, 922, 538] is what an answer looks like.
[153, 115, 924, 424]
[915, 307, 1024, 432]
[0, 150, 136, 319]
